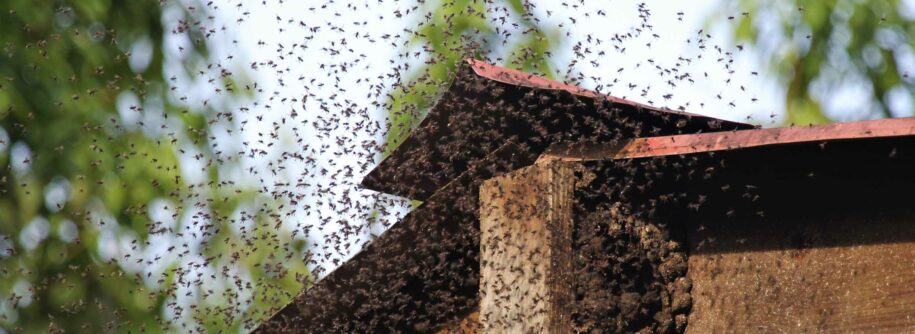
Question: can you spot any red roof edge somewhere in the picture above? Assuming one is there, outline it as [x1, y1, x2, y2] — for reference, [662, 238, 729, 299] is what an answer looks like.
[541, 117, 915, 161]
[464, 58, 709, 118]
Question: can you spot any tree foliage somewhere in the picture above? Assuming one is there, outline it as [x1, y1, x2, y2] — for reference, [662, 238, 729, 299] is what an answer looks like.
[385, 0, 557, 154]
[0, 1, 307, 332]
[728, 0, 915, 124]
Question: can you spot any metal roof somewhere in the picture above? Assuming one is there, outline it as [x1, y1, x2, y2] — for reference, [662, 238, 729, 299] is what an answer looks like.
[541, 117, 915, 161]
[467, 59, 711, 120]
[361, 59, 751, 200]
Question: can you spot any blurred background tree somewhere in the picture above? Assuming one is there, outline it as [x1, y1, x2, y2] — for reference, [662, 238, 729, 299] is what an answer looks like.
[385, 0, 558, 154]
[0, 0, 307, 332]
[3, 0, 912, 332]
[727, 0, 915, 125]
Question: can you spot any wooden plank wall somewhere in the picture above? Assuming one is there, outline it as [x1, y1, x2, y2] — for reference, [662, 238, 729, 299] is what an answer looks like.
[680, 138, 915, 333]
[686, 209, 915, 333]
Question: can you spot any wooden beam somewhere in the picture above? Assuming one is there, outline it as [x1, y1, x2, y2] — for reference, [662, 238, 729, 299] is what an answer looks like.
[478, 161, 577, 333]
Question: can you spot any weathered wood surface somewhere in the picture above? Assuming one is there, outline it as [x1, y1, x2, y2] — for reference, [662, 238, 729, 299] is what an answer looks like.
[479, 161, 577, 333]
[436, 311, 479, 334]
[676, 135, 915, 333]
[686, 209, 915, 334]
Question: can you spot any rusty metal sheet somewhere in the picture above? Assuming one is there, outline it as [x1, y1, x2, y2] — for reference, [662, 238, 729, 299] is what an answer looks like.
[542, 117, 915, 161]
[466, 59, 709, 119]
[466, 59, 612, 101]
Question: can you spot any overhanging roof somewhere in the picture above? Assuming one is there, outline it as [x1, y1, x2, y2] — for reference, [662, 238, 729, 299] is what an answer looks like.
[362, 59, 752, 200]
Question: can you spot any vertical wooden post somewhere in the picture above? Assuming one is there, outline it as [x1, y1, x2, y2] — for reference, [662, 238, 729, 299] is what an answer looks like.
[479, 161, 576, 333]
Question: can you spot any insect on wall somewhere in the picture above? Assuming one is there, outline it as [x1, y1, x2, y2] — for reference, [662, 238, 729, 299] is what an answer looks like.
[571, 159, 693, 334]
